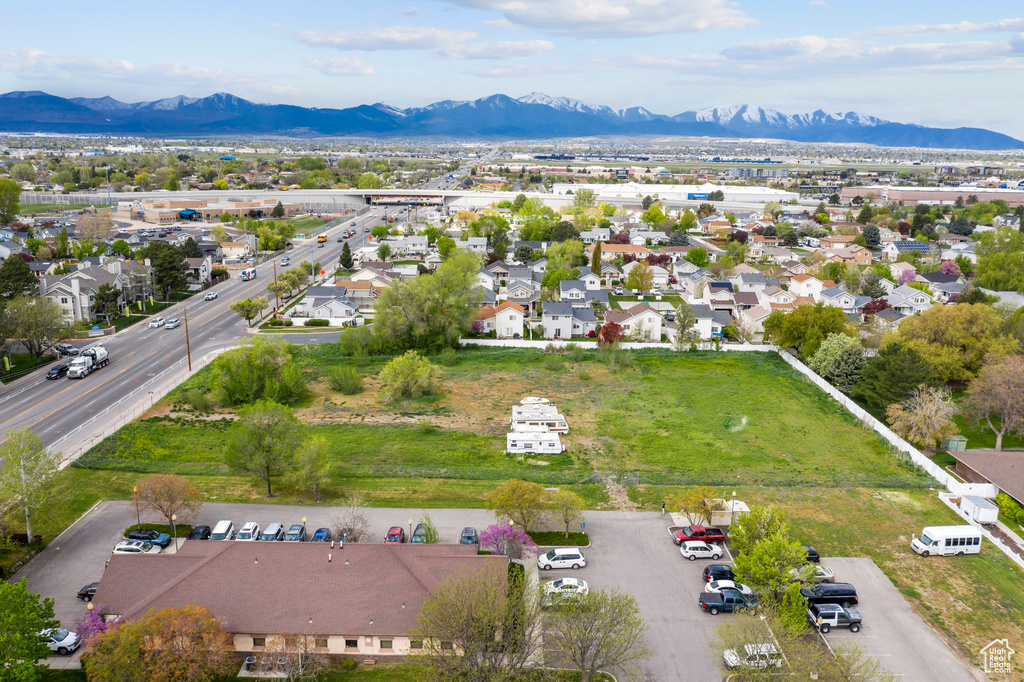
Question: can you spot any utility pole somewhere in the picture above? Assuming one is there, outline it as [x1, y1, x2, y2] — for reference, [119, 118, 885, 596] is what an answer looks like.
[272, 259, 279, 311]
[183, 308, 192, 372]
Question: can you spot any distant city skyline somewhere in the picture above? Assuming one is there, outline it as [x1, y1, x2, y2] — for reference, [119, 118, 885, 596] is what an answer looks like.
[2, 1, 1024, 138]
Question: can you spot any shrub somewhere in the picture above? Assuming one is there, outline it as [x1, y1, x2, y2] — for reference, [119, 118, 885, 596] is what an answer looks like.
[576, 369, 592, 381]
[181, 388, 213, 412]
[378, 351, 441, 404]
[210, 268, 228, 278]
[340, 659, 358, 671]
[306, 318, 330, 327]
[328, 366, 363, 395]
[544, 356, 563, 372]
[437, 347, 459, 367]
[338, 326, 385, 357]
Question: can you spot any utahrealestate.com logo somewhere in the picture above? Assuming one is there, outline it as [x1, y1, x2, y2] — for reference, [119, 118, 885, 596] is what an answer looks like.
[981, 639, 1015, 674]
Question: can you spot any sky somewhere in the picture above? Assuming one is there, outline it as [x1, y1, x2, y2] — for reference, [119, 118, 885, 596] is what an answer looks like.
[2, 0, 1024, 138]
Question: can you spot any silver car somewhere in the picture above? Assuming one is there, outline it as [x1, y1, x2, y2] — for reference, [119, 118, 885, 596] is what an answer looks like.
[164, 318, 181, 329]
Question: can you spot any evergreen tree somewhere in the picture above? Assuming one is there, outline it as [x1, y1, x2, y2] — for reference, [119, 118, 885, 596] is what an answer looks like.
[0, 255, 39, 300]
[271, 201, 285, 218]
[180, 236, 202, 259]
[862, 224, 880, 248]
[853, 343, 937, 411]
[590, 241, 602, 272]
[339, 241, 353, 269]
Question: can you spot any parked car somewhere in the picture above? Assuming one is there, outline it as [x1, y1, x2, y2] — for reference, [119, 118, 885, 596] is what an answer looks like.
[460, 527, 479, 545]
[807, 603, 862, 633]
[705, 580, 754, 596]
[410, 523, 427, 543]
[698, 591, 758, 615]
[77, 582, 99, 602]
[538, 548, 586, 570]
[112, 540, 161, 555]
[187, 525, 211, 540]
[673, 525, 726, 545]
[210, 520, 235, 541]
[260, 523, 285, 541]
[55, 343, 79, 356]
[236, 522, 261, 541]
[43, 628, 81, 656]
[164, 318, 181, 329]
[723, 643, 783, 671]
[148, 317, 165, 328]
[384, 526, 406, 543]
[788, 564, 836, 584]
[703, 564, 736, 583]
[542, 577, 589, 606]
[804, 546, 820, 563]
[284, 524, 307, 542]
[46, 364, 70, 380]
[204, 291, 218, 300]
[311, 528, 332, 542]
[127, 528, 172, 548]
[680, 541, 723, 561]
[800, 583, 859, 608]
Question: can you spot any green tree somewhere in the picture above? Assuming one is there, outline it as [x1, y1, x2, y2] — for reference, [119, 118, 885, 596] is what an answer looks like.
[92, 283, 122, 323]
[862, 223, 880, 248]
[288, 435, 332, 503]
[437, 236, 457, 260]
[0, 429, 61, 543]
[572, 187, 596, 212]
[762, 303, 854, 358]
[0, 256, 39, 300]
[227, 400, 303, 496]
[545, 239, 585, 272]
[549, 589, 652, 682]
[164, 175, 179, 191]
[678, 209, 698, 232]
[859, 274, 887, 299]
[549, 489, 585, 538]
[512, 193, 527, 213]
[624, 261, 654, 292]
[229, 296, 268, 326]
[180, 236, 201, 259]
[338, 241, 353, 269]
[110, 238, 132, 258]
[672, 303, 700, 350]
[373, 250, 481, 351]
[370, 225, 389, 241]
[552, 220, 579, 242]
[138, 241, 187, 300]
[357, 173, 383, 189]
[856, 205, 874, 224]
[0, 579, 59, 678]
[377, 350, 441, 404]
[271, 201, 285, 218]
[0, 177, 22, 225]
[807, 333, 865, 393]
[668, 229, 690, 246]
[376, 243, 392, 261]
[212, 335, 305, 406]
[734, 532, 809, 603]
[590, 241, 602, 272]
[485, 478, 549, 532]
[684, 247, 710, 268]
[1, 295, 67, 362]
[729, 505, 789, 557]
[853, 343, 937, 411]
[962, 355, 1024, 451]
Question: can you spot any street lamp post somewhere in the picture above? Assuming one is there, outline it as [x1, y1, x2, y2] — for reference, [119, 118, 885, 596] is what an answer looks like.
[132, 486, 142, 531]
[104, 165, 111, 206]
[731, 490, 737, 529]
[408, 518, 413, 540]
[171, 514, 177, 549]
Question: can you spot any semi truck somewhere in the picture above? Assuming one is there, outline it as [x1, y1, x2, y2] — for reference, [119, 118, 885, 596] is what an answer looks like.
[67, 345, 109, 379]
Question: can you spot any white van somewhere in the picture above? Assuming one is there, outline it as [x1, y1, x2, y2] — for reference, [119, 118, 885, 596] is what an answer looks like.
[911, 525, 982, 557]
[210, 520, 235, 541]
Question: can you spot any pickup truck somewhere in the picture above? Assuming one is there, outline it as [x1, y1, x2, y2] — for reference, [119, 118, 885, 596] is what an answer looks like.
[673, 525, 726, 545]
[807, 603, 862, 633]
[698, 591, 758, 615]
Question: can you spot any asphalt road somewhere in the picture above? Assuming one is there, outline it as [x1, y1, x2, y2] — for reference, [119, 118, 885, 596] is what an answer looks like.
[0, 211, 379, 454]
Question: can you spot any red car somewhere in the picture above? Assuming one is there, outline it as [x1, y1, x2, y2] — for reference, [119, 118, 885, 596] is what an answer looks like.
[384, 526, 406, 543]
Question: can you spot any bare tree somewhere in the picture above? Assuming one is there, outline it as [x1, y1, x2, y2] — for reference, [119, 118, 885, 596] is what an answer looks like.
[130, 473, 203, 536]
[329, 495, 370, 542]
[670, 485, 718, 526]
[0, 429, 61, 541]
[76, 211, 114, 241]
[548, 588, 651, 682]
[962, 355, 1024, 451]
[885, 386, 958, 448]
[707, 606, 825, 681]
[255, 635, 329, 681]
[549, 489, 585, 538]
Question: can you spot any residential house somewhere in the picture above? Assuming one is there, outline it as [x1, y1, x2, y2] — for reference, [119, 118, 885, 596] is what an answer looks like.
[291, 286, 358, 321]
[888, 261, 917, 282]
[339, 280, 385, 307]
[825, 245, 872, 266]
[579, 228, 611, 244]
[733, 291, 760, 312]
[558, 280, 587, 303]
[750, 234, 780, 248]
[476, 301, 526, 338]
[737, 305, 772, 342]
[782, 260, 810, 276]
[483, 261, 511, 286]
[599, 262, 621, 284]
[454, 237, 488, 255]
[819, 235, 858, 250]
[687, 304, 732, 339]
[92, 541, 507, 660]
[951, 449, 1024, 505]
[882, 240, 934, 262]
[886, 284, 934, 315]
[629, 230, 669, 246]
[731, 271, 768, 294]
[789, 274, 824, 299]
[918, 272, 966, 287]
[0, 241, 29, 259]
[220, 241, 250, 260]
[699, 218, 733, 237]
[604, 303, 664, 342]
[819, 287, 858, 313]
[621, 261, 670, 289]
[506, 279, 541, 316]
[540, 301, 597, 339]
[584, 243, 651, 262]
[577, 266, 602, 291]
[941, 241, 978, 265]
[472, 285, 498, 307]
[184, 256, 212, 286]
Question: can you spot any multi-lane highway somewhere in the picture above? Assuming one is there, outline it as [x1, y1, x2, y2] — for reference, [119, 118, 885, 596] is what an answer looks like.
[0, 210, 380, 456]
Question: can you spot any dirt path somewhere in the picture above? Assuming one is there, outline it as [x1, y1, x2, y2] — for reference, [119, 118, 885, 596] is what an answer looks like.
[605, 483, 639, 511]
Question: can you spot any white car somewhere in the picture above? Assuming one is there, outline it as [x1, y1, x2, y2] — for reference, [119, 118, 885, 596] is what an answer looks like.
[164, 318, 181, 329]
[112, 540, 162, 555]
[788, 565, 836, 584]
[542, 577, 589, 606]
[42, 628, 81, 655]
[148, 316, 165, 328]
[705, 580, 754, 596]
[204, 291, 218, 300]
[538, 547, 586, 570]
[680, 541, 722, 561]
[723, 643, 784, 670]
[236, 522, 261, 541]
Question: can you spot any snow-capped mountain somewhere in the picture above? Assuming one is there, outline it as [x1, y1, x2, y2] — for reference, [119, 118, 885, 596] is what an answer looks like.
[0, 91, 1019, 150]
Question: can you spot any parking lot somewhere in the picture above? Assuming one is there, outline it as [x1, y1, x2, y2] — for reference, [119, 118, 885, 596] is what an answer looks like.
[15, 503, 977, 680]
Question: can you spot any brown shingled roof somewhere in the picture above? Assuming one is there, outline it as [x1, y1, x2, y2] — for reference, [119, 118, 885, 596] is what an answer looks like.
[93, 541, 505, 637]
[953, 449, 1024, 503]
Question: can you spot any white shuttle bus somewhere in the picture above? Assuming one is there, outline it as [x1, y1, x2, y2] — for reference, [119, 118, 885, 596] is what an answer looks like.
[911, 525, 983, 557]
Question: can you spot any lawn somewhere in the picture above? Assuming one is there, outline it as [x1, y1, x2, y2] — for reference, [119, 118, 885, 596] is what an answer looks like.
[1, 353, 55, 383]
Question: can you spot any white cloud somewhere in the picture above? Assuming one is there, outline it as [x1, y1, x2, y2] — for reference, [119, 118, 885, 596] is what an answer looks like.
[436, 40, 554, 60]
[403, 6, 420, 15]
[443, 0, 754, 37]
[305, 57, 375, 77]
[874, 18, 1024, 36]
[465, 62, 602, 78]
[293, 26, 477, 51]
[808, 0, 830, 5]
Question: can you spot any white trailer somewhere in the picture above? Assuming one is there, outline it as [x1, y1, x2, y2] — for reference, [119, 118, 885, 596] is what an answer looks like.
[911, 525, 983, 557]
[511, 405, 569, 434]
[506, 432, 565, 455]
[960, 496, 999, 525]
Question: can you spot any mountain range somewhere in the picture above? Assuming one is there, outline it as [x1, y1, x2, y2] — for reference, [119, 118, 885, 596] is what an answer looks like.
[0, 90, 1020, 150]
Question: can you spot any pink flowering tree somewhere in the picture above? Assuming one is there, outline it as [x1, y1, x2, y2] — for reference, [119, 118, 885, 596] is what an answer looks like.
[480, 524, 538, 560]
[897, 269, 916, 285]
[940, 260, 962, 276]
[74, 604, 116, 645]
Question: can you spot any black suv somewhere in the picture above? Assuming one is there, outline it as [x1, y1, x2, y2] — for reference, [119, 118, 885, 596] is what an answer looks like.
[703, 564, 737, 583]
[188, 525, 211, 540]
[77, 582, 99, 602]
[801, 582, 858, 608]
[803, 546, 821, 563]
[46, 364, 70, 380]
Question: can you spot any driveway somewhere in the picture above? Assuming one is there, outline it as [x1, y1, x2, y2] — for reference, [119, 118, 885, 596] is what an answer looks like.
[818, 557, 979, 681]
[10, 503, 977, 681]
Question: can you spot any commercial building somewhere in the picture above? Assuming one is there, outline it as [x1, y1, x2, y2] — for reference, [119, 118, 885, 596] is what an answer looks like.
[840, 185, 1024, 207]
[551, 181, 797, 204]
[117, 198, 302, 224]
